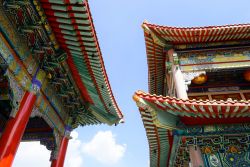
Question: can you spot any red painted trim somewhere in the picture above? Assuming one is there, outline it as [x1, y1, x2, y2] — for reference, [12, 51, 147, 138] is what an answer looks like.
[136, 91, 250, 118]
[158, 27, 250, 38]
[144, 33, 153, 93]
[47, 17, 58, 23]
[67, 54, 94, 104]
[0, 91, 36, 167]
[180, 116, 250, 125]
[143, 22, 250, 44]
[153, 35, 157, 94]
[167, 130, 173, 167]
[75, 32, 109, 111]
[144, 22, 250, 34]
[42, 8, 94, 104]
[84, 1, 122, 118]
[0, 82, 8, 88]
[55, 10, 111, 113]
[154, 126, 161, 167]
[144, 32, 165, 95]
[84, 1, 123, 118]
[136, 91, 249, 107]
[44, 10, 55, 17]
[42, 3, 77, 12]
[41, 3, 52, 10]
[40, 0, 123, 118]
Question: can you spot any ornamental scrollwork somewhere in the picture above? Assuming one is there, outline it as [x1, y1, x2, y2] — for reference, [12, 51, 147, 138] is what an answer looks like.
[5, 69, 24, 118]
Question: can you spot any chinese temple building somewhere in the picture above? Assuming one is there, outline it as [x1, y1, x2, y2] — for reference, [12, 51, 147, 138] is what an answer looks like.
[133, 22, 250, 167]
[0, 0, 123, 166]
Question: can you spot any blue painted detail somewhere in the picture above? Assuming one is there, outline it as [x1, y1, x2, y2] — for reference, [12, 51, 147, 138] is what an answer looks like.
[6, 55, 13, 64]
[204, 154, 210, 167]
[32, 79, 42, 88]
[173, 130, 179, 136]
[13, 66, 21, 75]
[65, 125, 72, 132]
[0, 27, 24, 61]
[32, 67, 42, 88]
[175, 124, 250, 137]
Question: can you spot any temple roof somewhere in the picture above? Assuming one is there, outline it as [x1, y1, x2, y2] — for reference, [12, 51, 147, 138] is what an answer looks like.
[140, 21, 250, 167]
[133, 90, 250, 166]
[142, 22, 250, 95]
[38, 0, 123, 124]
[143, 22, 250, 44]
[134, 90, 250, 120]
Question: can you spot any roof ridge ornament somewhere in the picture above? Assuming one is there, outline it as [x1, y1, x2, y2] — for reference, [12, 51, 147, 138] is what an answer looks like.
[142, 23, 166, 47]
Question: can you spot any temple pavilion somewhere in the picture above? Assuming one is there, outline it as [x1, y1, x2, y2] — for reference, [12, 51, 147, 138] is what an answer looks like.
[0, 0, 123, 166]
[133, 22, 250, 167]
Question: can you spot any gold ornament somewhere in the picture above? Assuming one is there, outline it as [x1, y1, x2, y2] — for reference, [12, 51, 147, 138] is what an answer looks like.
[192, 74, 208, 85]
[133, 94, 140, 102]
[228, 146, 239, 153]
[243, 70, 250, 82]
[47, 73, 52, 79]
[202, 146, 213, 154]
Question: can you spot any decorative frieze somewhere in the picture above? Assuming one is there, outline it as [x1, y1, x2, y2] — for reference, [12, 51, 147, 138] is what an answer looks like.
[5, 70, 24, 118]
[179, 49, 250, 72]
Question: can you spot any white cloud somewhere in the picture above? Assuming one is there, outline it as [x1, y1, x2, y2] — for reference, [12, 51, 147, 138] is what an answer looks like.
[65, 131, 83, 167]
[13, 131, 83, 167]
[82, 131, 126, 165]
[12, 130, 126, 167]
[13, 141, 51, 167]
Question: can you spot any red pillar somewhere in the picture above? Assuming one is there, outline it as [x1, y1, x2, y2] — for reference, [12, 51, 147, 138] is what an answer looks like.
[0, 91, 36, 167]
[189, 146, 204, 167]
[51, 136, 69, 167]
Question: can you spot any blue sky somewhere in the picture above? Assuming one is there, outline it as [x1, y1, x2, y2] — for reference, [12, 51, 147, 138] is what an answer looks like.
[14, 0, 250, 167]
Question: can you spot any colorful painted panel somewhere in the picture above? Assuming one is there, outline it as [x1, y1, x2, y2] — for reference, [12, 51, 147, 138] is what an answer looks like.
[174, 40, 250, 50]
[175, 133, 250, 167]
[203, 152, 250, 167]
[179, 49, 250, 71]
[35, 95, 65, 135]
[0, 33, 32, 90]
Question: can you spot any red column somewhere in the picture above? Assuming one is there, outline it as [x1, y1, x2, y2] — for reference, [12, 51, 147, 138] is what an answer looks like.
[51, 136, 69, 167]
[189, 146, 204, 167]
[0, 91, 36, 167]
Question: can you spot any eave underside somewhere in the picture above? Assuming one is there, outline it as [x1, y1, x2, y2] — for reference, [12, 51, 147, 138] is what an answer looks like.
[144, 22, 250, 44]
[133, 91, 250, 166]
[144, 31, 165, 95]
[40, 0, 123, 123]
[1, 0, 123, 127]
[135, 91, 250, 119]
[139, 108, 171, 167]
[142, 22, 250, 96]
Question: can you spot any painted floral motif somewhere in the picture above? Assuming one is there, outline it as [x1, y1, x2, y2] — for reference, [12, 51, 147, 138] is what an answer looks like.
[209, 154, 221, 167]
[179, 49, 250, 71]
